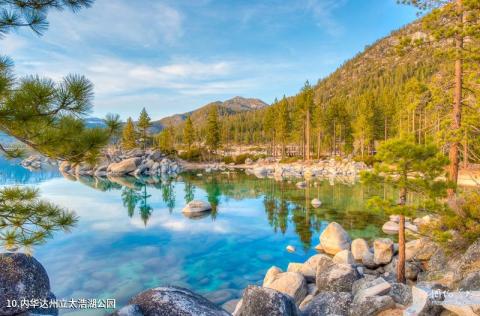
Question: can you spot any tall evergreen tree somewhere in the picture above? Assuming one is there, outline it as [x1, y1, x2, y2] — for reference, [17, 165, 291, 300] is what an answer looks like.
[122, 117, 137, 150]
[206, 106, 221, 153]
[362, 138, 448, 283]
[183, 115, 195, 150]
[398, 0, 480, 198]
[137, 107, 151, 150]
[277, 96, 291, 158]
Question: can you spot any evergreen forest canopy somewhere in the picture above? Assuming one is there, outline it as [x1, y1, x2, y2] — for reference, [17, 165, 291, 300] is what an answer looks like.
[153, 1, 480, 178]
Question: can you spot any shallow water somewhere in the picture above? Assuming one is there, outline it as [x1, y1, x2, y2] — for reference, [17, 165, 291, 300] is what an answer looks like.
[0, 163, 393, 315]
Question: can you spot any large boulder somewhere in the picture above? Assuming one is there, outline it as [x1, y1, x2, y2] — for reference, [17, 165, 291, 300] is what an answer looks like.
[108, 158, 142, 175]
[351, 238, 370, 261]
[264, 272, 308, 305]
[234, 285, 299, 316]
[458, 238, 480, 277]
[404, 285, 444, 316]
[129, 286, 229, 316]
[301, 292, 353, 316]
[263, 266, 283, 287]
[0, 253, 53, 316]
[333, 250, 354, 265]
[315, 256, 359, 292]
[459, 272, 480, 291]
[373, 238, 394, 265]
[354, 277, 391, 299]
[405, 238, 438, 261]
[350, 295, 395, 316]
[287, 263, 315, 282]
[389, 282, 413, 306]
[319, 222, 351, 255]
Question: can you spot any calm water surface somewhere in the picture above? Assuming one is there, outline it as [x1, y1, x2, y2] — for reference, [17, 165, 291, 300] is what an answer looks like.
[0, 160, 392, 315]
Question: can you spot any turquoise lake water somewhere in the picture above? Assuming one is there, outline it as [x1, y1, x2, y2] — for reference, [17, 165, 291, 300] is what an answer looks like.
[0, 159, 391, 315]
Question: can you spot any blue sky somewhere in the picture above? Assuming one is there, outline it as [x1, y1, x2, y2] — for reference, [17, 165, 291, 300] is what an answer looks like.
[2, 0, 418, 120]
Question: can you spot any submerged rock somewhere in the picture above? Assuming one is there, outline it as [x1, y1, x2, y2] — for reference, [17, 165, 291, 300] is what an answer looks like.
[234, 285, 299, 316]
[0, 253, 54, 316]
[319, 222, 351, 255]
[128, 286, 229, 316]
[311, 198, 322, 208]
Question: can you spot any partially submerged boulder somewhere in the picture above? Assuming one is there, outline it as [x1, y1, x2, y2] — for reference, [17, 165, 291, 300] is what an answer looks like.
[319, 222, 351, 255]
[182, 200, 212, 214]
[129, 286, 229, 316]
[234, 285, 299, 316]
[108, 158, 142, 175]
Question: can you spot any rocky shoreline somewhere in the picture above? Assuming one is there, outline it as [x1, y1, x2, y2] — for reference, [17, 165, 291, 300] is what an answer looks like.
[108, 221, 479, 316]
[2, 220, 479, 316]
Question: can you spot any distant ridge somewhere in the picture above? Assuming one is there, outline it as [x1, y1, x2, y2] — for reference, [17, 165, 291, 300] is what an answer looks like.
[150, 96, 268, 133]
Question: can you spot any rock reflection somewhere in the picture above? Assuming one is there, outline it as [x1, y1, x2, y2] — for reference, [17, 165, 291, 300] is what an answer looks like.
[57, 170, 393, 247]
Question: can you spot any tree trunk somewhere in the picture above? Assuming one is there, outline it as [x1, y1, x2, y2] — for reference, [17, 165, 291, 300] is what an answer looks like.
[306, 110, 311, 161]
[384, 117, 388, 141]
[463, 130, 468, 169]
[397, 186, 407, 284]
[448, 0, 463, 199]
[333, 120, 336, 156]
[397, 214, 406, 284]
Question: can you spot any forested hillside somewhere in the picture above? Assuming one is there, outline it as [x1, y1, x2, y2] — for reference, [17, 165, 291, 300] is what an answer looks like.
[169, 12, 479, 165]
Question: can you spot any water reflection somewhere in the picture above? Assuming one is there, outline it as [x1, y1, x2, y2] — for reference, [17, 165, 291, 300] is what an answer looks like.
[58, 171, 392, 246]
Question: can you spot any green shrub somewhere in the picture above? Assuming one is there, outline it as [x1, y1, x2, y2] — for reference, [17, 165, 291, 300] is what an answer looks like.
[279, 156, 301, 163]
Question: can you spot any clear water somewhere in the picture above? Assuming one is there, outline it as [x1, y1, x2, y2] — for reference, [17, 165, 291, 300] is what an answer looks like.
[0, 161, 392, 315]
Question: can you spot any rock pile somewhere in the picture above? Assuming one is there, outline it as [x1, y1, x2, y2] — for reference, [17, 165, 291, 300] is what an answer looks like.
[20, 155, 57, 170]
[247, 158, 369, 180]
[228, 222, 480, 316]
[58, 149, 180, 178]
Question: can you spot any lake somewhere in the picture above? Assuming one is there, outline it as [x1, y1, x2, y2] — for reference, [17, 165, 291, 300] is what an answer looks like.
[0, 160, 392, 315]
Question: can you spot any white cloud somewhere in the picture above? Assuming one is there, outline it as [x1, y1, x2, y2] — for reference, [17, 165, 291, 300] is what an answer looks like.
[1, 35, 26, 55]
[46, 0, 183, 47]
[304, 0, 347, 36]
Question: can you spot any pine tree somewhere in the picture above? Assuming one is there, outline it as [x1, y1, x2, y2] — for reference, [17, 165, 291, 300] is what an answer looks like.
[398, 0, 480, 198]
[361, 138, 448, 283]
[277, 96, 291, 158]
[353, 95, 375, 158]
[137, 107, 151, 150]
[155, 126, 175, 154]
[183, 116, 195, 150]
[122, 117, 137, 150]
[206, 106, 221, 153]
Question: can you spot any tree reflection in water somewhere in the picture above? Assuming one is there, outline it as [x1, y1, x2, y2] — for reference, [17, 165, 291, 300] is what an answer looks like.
[64, 171, 392, 248]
